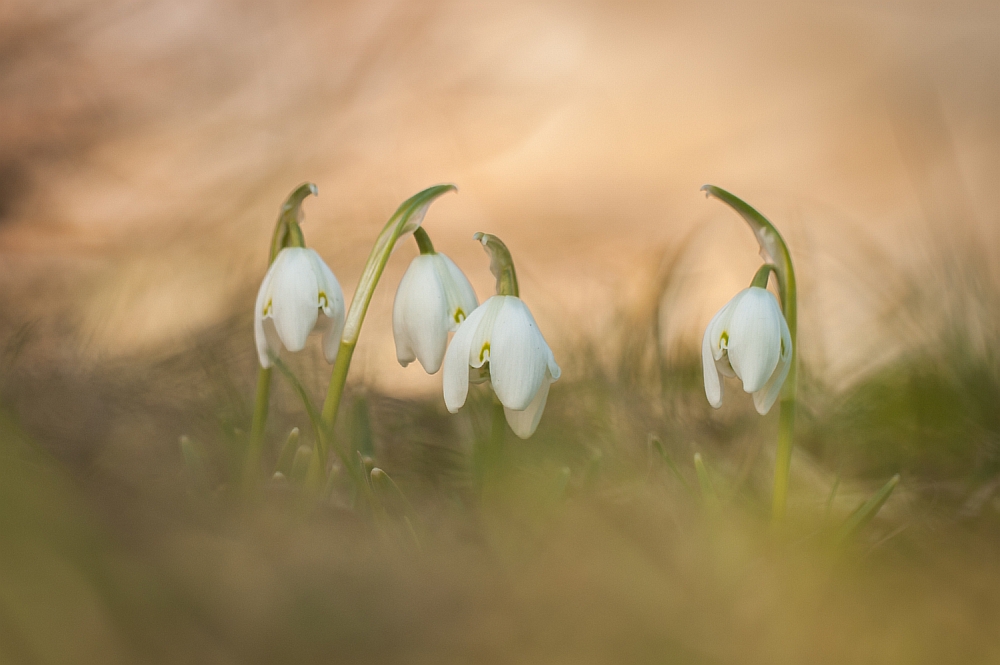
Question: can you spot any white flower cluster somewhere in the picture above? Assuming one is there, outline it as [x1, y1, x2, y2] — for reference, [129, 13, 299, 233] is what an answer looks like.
[254, 222, 559, 439]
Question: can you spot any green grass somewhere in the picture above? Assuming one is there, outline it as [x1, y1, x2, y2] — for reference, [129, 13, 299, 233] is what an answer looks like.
[1, 247, 999, 664]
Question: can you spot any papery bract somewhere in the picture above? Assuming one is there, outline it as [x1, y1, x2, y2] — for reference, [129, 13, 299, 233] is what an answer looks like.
[254, 247, 345, 368]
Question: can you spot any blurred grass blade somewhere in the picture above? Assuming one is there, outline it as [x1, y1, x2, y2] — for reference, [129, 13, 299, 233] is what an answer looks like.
[271, 357, 325, 443]
[693, 453, 718, 506]
[370, 467, 422, 540]
[179, 436, 209, 491]
[275, 427, 300, 477]
[649, 434, 691, 493]
[552, 466, 572, 502]
[351, 396, 375, 458]
[824, 473, 841, 521]
[583, 449, 602, 490]
[836, 474, 900, 542]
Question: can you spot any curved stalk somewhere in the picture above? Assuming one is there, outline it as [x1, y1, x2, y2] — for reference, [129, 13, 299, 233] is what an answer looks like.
[413, 227, 436, 255]
[317, 184, 457, 470]
[246, 183, 317, 490]
[701, 185, 798, 524]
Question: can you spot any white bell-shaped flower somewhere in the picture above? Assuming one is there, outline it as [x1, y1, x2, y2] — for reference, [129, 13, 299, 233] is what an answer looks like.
[702, 286, 791, 415]
[392, 253, 478, 374]
[254, 247, 345, 368]
[443, 295, 561, 439]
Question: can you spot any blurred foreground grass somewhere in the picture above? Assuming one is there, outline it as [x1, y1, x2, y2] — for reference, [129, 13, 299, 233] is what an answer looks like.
[1, 242, 999, 665]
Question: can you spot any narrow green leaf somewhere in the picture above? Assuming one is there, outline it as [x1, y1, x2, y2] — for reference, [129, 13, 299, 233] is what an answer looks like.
[179, 435, 209, 491]
[370, 467, 422, 536]
[836, 474, 900, 542]
[552, 466, 572, 502]
[351, 396, 374, 458]
[271, 356, 325, 444]
[824, 472, 841, 521]
[650, 434, 692, 493]
[693, 453, 715, 500]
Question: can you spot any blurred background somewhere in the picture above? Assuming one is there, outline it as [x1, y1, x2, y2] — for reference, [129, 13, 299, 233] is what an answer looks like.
[3, 0, 998, 389]
[1, 0, 1000, 663]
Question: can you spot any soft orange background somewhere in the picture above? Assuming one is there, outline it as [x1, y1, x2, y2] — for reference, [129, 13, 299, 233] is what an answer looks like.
[2, 0, 998, 393]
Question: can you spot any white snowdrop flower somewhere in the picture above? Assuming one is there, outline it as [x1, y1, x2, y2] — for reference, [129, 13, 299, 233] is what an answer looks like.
[254, 247, 345, 368]
[392, 252, 478, 374]
[443, 295, 561, 439]
[702, 286, 791, 415]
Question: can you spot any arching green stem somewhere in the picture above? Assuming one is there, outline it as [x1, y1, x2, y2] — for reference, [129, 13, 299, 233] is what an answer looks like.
[413, 227, 436, 255]
[246, 183, 317, 490]
[317, 184, 457, 472]
[473, 232, 519, 297]
[702, 185, 798, 525]
[750, 263, 784, 301]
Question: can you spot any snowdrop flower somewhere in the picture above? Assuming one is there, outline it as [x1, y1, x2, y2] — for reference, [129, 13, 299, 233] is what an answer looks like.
[393, 252, 478, 374]
[442, 233, 560, 439]
[702, 286, 791, 415]
[254, 247, 345, 368]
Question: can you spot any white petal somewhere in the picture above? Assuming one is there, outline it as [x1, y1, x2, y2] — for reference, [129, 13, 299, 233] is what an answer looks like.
[705, 292, 741, 361]
[437, 253, 479, 331]
[752, 309, 792, 415]
[306, 250, 345, 320]
[254, 261, 277, 368]
[317, 314, 344, 365]
[262, 318, 282, 366]
[727, 287, 782, 394]
[489, 297, 550, 411]
[392, 277, 417, 369]
[702, 291, 746, 407]
[305, 249, 345, 364]
[504, 371, 553, 439]
[702, 324, 723, 408]
[442, 303, 489, 413]
[393, 256, 450, 373]
[715, 355, 737, 378]
[467, 296, 504, 369]
[269, 248, 321, 353]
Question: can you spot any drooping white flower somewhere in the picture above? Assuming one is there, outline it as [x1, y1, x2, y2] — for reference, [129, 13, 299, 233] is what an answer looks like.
[392, 253, 478, 374]
[254, 247, 345, 368]
[702, 286, 791, 415]
[443, 295, 561, 439]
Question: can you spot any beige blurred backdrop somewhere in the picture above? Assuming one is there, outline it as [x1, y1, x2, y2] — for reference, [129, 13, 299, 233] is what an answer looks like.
[2, 0, 998, 395]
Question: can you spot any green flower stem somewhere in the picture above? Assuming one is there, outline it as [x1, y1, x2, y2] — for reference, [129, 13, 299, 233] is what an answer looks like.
[414, 227, 436, 255]
[246, 183, 317, 490]
[702, 185, 798, 524]
[750, 263, 783, 298]
[474, 398, 506, 494]
[245, 367, 272, 478]
[316, 185, 457, 472]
